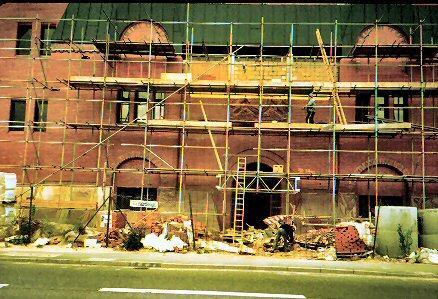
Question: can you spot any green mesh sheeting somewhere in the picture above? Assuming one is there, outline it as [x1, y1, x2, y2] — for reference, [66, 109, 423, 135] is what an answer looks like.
[52, 4, 438, 46]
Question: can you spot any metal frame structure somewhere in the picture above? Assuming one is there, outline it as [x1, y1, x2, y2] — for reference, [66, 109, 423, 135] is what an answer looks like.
[0, 7, 437, 236]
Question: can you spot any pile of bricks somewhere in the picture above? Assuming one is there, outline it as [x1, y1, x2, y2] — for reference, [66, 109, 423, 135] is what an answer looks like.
[97, 230, 126, 248]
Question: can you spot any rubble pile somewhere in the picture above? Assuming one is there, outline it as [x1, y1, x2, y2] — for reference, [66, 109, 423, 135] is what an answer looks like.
[97, 230, 126, 248]
[295, 228, 336, 248]
[408, 248, 438, 264]
[0, 214, 389, 263]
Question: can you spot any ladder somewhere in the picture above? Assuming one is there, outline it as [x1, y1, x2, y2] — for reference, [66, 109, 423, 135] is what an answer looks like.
[233, 156, 247, 243]
[316, 29, 347, 125]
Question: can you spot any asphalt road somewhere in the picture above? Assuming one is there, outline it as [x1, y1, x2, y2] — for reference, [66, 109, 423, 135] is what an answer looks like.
[0, 261, 437, 299]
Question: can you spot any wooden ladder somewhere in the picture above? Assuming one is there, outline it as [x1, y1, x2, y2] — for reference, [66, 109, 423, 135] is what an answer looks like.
[233, 156, 247, 243]
[316, 29, 347, 125]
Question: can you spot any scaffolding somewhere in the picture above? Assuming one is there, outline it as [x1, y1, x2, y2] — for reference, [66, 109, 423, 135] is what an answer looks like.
[0, 6, 437, 239]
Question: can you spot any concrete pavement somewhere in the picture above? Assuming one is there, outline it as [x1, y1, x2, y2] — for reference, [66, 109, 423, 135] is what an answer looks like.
[0, 245, 437, 279]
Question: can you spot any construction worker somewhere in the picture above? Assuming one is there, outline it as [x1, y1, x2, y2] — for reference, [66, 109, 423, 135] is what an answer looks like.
[272, 218, 296, 252]
[304, 92, 316, 123]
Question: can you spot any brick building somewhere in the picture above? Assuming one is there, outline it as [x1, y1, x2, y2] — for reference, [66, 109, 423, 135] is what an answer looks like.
[0, 3, 437, 231]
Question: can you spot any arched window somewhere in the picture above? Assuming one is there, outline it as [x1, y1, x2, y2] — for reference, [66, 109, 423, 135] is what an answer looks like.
[119, 20, 170, 44]
[356, 25, 408, 46]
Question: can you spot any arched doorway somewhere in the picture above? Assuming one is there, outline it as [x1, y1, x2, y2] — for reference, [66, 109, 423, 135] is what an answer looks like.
[356, 164, 408, 217]
[114, 158, 159, 211]
[231, 162, 282, 229]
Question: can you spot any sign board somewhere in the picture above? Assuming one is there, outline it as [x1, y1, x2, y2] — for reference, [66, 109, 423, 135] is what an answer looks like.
[0, 172, 17, 202]
[130, 200, 158, 209]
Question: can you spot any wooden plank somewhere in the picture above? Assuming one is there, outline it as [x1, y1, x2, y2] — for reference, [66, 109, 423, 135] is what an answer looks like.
[147, 119, 231, 129]
[255, 122, 412, 131]
[69, 76, 438, 92]
[199, 101, 223, 171]
[20, 200, 96, 209]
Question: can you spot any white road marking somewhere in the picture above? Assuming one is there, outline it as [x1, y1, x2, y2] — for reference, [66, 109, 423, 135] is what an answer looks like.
[0, 284, 9, 288]
[99, 288, 306, 298]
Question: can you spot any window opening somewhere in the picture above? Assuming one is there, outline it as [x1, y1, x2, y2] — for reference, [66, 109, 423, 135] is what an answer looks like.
[355, 93, 371, 123]
[9, 99, 26, 131]
[393, 96, 408, 122]
[152, 92, 165, 120]
[376, 95, 389, 121]
[116, 90, 131, 124]
[135, 91, 149, 122]
[16, 23, 32, 55]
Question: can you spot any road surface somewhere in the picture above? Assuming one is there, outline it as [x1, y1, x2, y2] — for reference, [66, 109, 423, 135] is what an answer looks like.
[0, 261, 437, 298]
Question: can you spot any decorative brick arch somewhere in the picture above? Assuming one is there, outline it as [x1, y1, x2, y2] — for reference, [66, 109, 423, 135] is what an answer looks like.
[356, 25, 409, 46]
[114, 156, 162, 188]
[228, 149, 285, 171]
[120, 20, 170, 44]
[355, 158, 406, 175]
[114, 154, 163, 170]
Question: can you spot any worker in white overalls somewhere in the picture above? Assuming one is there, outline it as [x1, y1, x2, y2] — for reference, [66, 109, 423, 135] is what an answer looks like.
[304, 92, 316, 124]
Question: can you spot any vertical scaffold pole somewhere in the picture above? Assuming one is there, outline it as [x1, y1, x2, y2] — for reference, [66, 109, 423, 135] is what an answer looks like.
[374, 20, 379, 211]
[222, 22, 232, 233]
[139, 19, 154, 209]
[178, 3, 190, 212]
[256, 17, 264, 191]
[420, 20, 426, 209]
[96, 19, 110, 190]
[286, 23, 294, 216]
[59, 15, 75, 190]
[331, 20, 338, 225]
[285, 24, 295, 215]
[26, 185, 34, 244]
[21, 16, 38, 212]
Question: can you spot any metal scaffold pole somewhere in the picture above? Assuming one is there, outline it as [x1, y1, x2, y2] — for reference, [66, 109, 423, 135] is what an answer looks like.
[256, 17, 264, 191]
[331, 20, 338, 225]
[419, 20, 426, 209]
[374, 20, 379, 212]
[222, 22, 233, 233]
[96, 19, 111, 191]
[285, 23, 294, 216]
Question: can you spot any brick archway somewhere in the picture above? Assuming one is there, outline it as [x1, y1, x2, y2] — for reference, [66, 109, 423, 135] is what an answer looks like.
[228, 149, 285, 171]
[355, 158, 406, 175]
[115, 156, 160, 188]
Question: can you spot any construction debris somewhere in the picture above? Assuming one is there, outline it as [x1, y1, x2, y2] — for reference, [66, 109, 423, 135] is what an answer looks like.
[141, 233, 188, 253]
[33, 237, 50, 247]
[198, 240, 239, 253]
[316, 246, 337, 261]
[295, 228, 335, 249]
[84, 238, 100, 248]
[337, 221, 374, 247]
[4, 211, 413, 264]
[97, 230, 126, 248]
[408, 248, 438, 264]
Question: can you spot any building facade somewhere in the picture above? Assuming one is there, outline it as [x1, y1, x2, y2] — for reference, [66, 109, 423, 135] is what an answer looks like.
[0, 3, 437, 231]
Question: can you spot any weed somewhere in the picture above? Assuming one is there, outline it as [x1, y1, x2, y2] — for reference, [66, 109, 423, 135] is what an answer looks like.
[123, 229, 143, 251]
[397, 224, 413, 257]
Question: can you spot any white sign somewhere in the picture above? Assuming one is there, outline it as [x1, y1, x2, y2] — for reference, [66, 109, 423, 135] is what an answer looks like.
[130, 200, 158, 209]
[100, 214, 112, 228]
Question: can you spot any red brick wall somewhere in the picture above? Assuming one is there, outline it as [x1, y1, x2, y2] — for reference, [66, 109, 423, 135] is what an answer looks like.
[0, 4, 436, 222]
